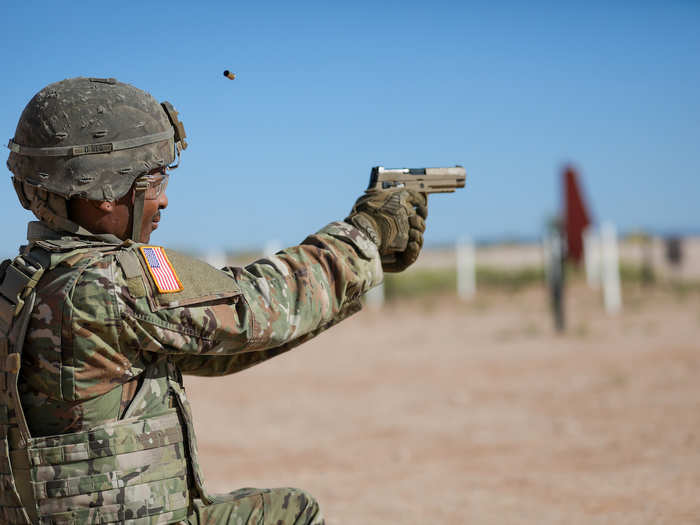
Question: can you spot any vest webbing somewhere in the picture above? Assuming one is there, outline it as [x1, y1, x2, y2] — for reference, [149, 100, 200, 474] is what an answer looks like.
[0, 255, 43, 525]
[0, 250, 201, 524]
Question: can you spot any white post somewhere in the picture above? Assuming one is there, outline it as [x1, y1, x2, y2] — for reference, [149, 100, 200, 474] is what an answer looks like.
[601, 222, 622, 315]
[205, 251, 227, 269]
[364, 282, 385, 309]
[264, 239, 282, 257]
[583, 227, 601, 288]
[456, 237, 476, 300]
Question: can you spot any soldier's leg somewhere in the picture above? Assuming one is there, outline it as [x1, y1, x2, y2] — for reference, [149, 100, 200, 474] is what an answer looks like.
[188, 487, 324, 525]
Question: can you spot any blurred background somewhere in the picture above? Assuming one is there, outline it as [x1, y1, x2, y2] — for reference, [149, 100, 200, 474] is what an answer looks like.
[1, 2, 698, 523]
[1, 1, 698, 255]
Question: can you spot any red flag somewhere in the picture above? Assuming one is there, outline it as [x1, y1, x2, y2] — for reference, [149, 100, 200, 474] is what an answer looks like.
[563, 166, 592, 264]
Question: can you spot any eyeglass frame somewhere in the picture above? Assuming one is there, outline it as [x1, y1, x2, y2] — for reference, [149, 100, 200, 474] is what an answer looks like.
[138, 167, 169, 200]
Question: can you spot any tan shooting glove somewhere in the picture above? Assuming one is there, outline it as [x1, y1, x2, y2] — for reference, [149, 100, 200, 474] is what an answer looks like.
[346, 189, 428, 272]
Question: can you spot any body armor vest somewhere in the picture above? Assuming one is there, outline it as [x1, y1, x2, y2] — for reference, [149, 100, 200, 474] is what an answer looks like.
[0, 240, 211, 524]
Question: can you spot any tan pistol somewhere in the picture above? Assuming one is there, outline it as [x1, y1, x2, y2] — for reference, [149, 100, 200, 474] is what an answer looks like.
[366, 166, 466, 194]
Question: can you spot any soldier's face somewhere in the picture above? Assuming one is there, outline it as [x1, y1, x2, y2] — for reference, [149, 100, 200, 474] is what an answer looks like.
[68, 176, 169, 242]
[138, 187, 169, 243]
[92, 182, 168, 243]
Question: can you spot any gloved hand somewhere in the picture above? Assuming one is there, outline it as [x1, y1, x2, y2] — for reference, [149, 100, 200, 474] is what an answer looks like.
[346, 189, 428, 272]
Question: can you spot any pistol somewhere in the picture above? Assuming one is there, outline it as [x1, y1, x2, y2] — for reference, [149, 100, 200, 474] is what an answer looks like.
[367, 166, 466, 194]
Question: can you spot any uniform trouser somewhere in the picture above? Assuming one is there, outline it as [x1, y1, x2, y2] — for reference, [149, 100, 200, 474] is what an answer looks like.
[186, 487, 324, 525]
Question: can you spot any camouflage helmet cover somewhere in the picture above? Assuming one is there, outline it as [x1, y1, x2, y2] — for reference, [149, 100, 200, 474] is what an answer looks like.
[7, 77, 186, 202]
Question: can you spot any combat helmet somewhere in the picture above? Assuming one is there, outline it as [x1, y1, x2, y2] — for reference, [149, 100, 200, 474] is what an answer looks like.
[7, 76, 187, 240]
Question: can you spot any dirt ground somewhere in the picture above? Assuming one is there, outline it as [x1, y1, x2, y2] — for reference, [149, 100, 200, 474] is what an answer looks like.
[185, 284, 700, 524]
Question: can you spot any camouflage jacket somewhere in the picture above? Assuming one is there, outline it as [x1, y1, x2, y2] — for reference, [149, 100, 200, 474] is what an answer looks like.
[0, 219, 381, 523]
[18, 219, 382, 436]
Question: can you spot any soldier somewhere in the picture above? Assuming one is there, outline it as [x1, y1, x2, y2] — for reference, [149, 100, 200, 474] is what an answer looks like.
[0, 77, 428, 524]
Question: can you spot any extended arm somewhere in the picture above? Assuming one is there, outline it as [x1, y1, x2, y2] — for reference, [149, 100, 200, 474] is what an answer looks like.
[110, 222, 382, 358]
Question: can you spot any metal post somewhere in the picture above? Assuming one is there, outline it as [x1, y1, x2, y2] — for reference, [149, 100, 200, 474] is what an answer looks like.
[544, 230, 566, 332]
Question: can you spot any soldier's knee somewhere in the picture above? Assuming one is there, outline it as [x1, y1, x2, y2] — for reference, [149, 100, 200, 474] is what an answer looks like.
[294, 489, 323, 525]
[264, 487, 324, 525]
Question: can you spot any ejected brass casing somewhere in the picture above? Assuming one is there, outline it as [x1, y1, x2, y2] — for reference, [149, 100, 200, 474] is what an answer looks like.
[223, 70, 236, 80]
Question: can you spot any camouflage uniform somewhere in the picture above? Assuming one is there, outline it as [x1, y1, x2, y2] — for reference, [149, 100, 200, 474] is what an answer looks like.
[0, 218, 382, 524]
[2, 76, 425, 524]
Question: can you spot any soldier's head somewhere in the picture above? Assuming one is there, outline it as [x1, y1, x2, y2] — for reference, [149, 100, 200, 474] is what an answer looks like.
[7, 77, 187, 242]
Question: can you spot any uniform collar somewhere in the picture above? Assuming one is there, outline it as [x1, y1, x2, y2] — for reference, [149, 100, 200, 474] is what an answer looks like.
[27, 221, 123, 245]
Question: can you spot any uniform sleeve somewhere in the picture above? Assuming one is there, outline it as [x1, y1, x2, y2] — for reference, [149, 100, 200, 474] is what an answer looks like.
[114, 221, 382, 363]
[170, 295, 363, 376]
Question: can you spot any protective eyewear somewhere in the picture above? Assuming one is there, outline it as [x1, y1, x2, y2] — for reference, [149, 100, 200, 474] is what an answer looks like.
[142, 169, 169, 199]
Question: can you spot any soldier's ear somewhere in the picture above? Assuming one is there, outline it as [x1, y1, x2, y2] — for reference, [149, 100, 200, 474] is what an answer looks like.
[70, 197, 113, 218]
[94, 188, 131, 213]
[95, 201, 115, 213]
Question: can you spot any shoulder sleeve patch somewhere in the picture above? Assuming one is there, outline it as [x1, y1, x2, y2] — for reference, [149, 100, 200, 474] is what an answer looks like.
[139, 246, 184, 293]
[135, 247, 241, 311]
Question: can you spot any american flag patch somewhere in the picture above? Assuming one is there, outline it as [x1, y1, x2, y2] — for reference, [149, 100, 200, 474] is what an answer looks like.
[139, 246, 184, 293]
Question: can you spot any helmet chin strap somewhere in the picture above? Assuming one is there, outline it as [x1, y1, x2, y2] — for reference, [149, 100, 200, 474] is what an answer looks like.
[131, 178, 149, 242]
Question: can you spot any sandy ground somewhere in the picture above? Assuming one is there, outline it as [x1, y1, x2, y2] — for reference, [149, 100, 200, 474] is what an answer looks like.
[185, 284, 700, 524]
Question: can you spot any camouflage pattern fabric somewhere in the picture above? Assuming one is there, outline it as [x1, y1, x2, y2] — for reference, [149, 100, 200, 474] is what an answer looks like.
[187, 488, 323, 525]
[1, 219, 381, 524]
[19, 219, 381, 432]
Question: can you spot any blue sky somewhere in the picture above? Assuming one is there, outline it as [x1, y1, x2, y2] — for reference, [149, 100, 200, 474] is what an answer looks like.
[1, 1, 698, 258]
